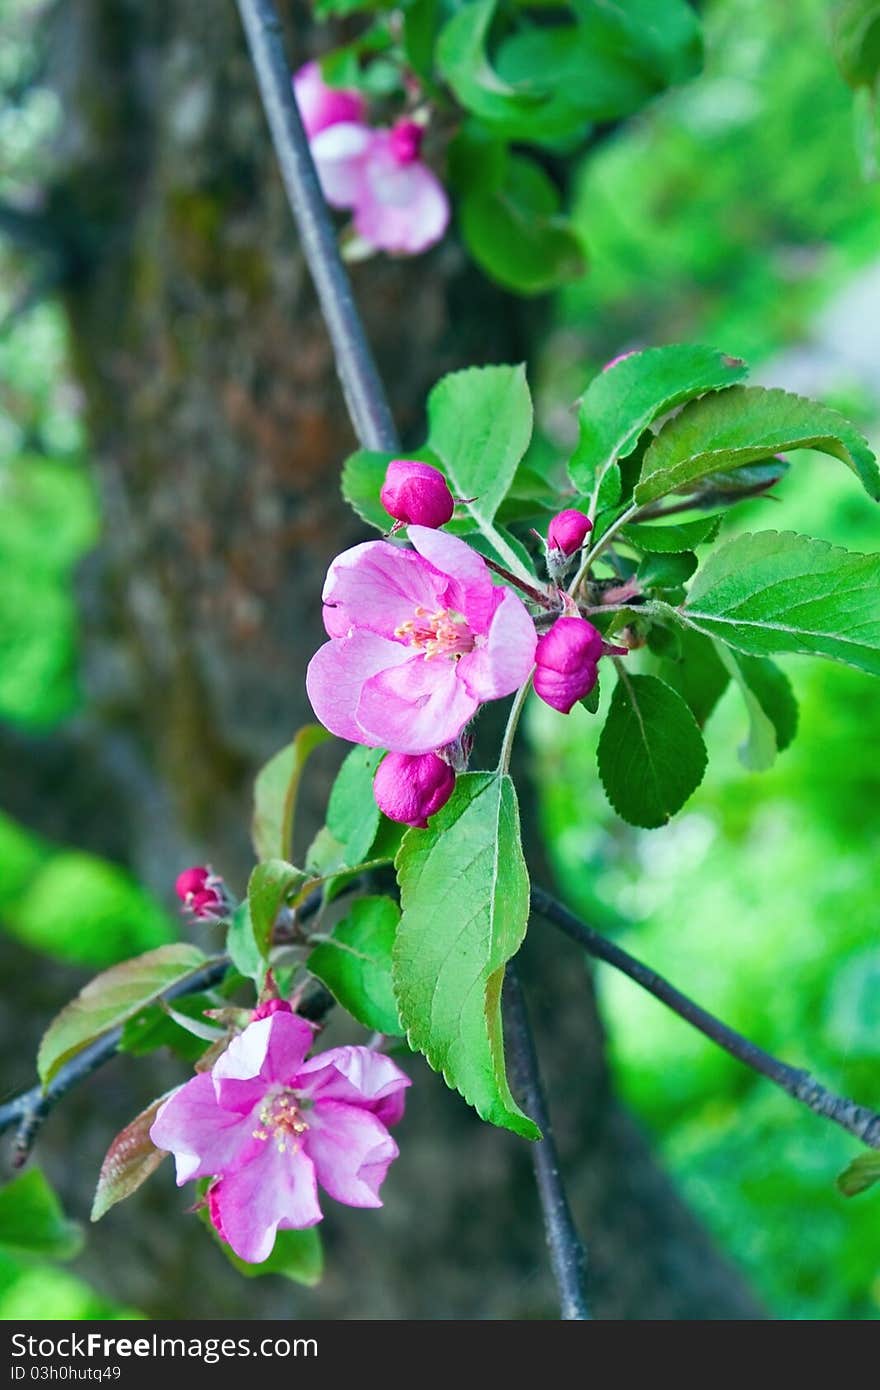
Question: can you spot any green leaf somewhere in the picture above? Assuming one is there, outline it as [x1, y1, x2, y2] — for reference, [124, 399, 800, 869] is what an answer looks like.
[203, 1209, 323, 1284]
[636, 386, 880, 506]
[119, 992, 219, 1061]
[831, 0, 880, 87]
[226, 902, 264, 986]
[252, 726, 332, 862]
[247, 859, 307, 960]
[327, 746, 384, 866]
[637, 549, 698, 590]
[309, 896, 402, 1035]
[437, 0, 548, 128]
[658, 626, 730, 728]
[340, 449, 393, 531]
[680, 531, 880, 675]
[0, 1170, 82, 1260]
[460, 154, 587, 295]
[91, 1094, 171, 1222]
[837, 1151, 880, 1197]
[37, 943, 208, 1085]
[623, 514, 722, 553]
[721, 649, 798, 771]
[597, 671, 708, 828]
[403, 0, 441, 80]
[427, 364, 533, 531]
[393, 772, 539, 1139]
[569, 345, 748, 497]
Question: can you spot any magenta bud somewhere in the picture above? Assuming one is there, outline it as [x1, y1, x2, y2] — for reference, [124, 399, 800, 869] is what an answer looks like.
[292, 61, 366, 140]
[252, 998, 294, 1021]
[373, 751, 455, 828]
[547, 509, 593, 557]
[534, 616, 604, 714]
[389, 118, 424, 166]
[175, 865, 227, 920]
[380, 459, 455, 529]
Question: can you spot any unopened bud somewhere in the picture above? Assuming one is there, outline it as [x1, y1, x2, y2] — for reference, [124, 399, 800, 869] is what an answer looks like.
[373, 751, 455, 828]
[380, 460, 455, 529]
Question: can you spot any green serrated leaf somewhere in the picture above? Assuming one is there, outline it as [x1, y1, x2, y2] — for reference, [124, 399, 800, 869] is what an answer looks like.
[252, 726, 332, 863]
[837, 1150, 880, 1197]
[309, 896, 402, 1035]
[623, 514, 722, 553]
[119, 992, 219, 1061]
[247, 860, 307, 961]
[569, 345, 748, 499]
[38, 943, 208, 1085]
[597, 671, 708, 827]
[393, 772, 539, 1139]
[437, 0, 549, 128]
[91, 1094, 171, 1222]
[681, 531, 880, 675]
[0, 1170, 82, 1261]
[636, 386, 880, 505]
[427, 364, 533, 530]
[831, 0, 880, 88]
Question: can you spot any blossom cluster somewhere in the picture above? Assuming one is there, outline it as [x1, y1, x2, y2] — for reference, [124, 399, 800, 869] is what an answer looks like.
[294, 62, 449, 257]
[306, 459, 622, 828]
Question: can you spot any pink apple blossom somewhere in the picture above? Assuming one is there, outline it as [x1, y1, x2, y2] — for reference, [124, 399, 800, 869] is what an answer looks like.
[175, 866, 228, 921]
[547, 509, 592, 557]
[292, 61, 366, 140]
[380, 459, 455, 529]
[150, 1011, 410, 1263]
[308, 113, 449, 256]
[533, 616, 605, 714]
[373, 751, 455, 828]
[306, 526, 537, 754]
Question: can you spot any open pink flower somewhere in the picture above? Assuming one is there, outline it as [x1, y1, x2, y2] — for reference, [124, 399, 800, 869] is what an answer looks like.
[306, 527, 537, 755]
[309, 116, 449, 256]
[150, 1012, 410, 1264]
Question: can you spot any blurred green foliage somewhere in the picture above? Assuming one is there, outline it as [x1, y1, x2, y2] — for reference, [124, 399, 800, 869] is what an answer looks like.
[531, 0, 880, 1315]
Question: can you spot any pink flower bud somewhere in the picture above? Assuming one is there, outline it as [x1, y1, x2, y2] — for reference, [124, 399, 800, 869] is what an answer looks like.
[252, 998, 294, 1021]
[292, 61, 366, 140]
[175, 866, 227, 921]
[534, 617, 604, 714]
[380, 459, 455, 529]
[389, 119, 424, 165]
[373, 751, 455, 828]
[547, 509, 592, 557]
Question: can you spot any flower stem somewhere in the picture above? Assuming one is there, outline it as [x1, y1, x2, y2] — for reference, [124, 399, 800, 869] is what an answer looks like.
[482, 555, 556, 609]
[497, 673, 534, 777]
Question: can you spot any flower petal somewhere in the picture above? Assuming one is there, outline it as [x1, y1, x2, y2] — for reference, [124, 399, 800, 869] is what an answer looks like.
[150, 1074, 251, 1184]
[310, 122, 372, 210]
[357, 654, 477, 754]
[354, 144, 450, 255]
[304, 1100, 399, 1208]
[458, 587, 537, 701]
[406, 526, 498, 630]
[296, 1045, 411, 1127]
[306, 631, 412, 745]
[211, 1142, 322, 1263]
[322, 540, 445, 640]
[212, 1013, 315, 1112]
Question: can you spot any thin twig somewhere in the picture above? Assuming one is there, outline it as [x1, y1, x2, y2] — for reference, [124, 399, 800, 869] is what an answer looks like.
[531, 884, 880, 1151]
[235, 0, 399, 453]
[482, 555, 555, 609]
[504, 966, 590, 1320]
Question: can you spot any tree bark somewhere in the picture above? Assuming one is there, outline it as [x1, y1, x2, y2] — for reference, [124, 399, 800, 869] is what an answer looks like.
[2, 0, 761, 1318]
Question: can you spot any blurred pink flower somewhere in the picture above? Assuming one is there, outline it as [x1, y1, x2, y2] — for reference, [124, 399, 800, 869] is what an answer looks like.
[151, 1012, 410, 1263]
[306, 527, 537, 754]
[292, 61, 366, 139]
